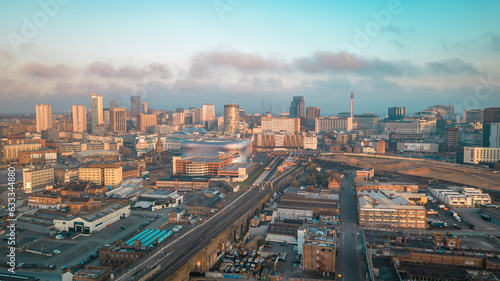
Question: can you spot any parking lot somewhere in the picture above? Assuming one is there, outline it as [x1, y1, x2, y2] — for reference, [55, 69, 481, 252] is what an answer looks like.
[454, 207, 500, 231]
[426, 201, 468, 230]
[0, 213, 161, 280]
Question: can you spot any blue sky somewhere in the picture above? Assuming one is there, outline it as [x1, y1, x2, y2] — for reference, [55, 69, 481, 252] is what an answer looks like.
[0, 0, 499, 115]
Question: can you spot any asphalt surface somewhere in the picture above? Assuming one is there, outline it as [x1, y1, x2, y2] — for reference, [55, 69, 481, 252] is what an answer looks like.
[115, 183, 275, 280]
[337, 172, 365, 281]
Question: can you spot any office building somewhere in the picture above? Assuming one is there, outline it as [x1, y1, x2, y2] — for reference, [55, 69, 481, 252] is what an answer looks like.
[41, 128, 59, 141]
[72, 105, 87, 133]
[306, 106, 320, 128]
[23, 167, 54, 193]
[315, 117, 353, 133]
[353, 113, 378, 131]
[482, 107, 500, 147]
[36, 104, 52, 133]
[261, 115, 300, 133]
[110, 107, 127, 132]
[445, 127, 459, 150]
[290, 96, 305, 118]
[384, 119, 436, 135]
[110, 99, 117, 108]
[103, 109, 110, 126]
[78, 164, 123, 187]
[490, 123, 500, 148]
[388, 107, 405, 121]
[224, 104, 240, 135]
[1, 141, 43, 163]
[463, 147, 500, 164]
[203, 104, 215, 122]
[91, 93, 103, 134]
[350, 92, 355, 118]
[141, 102, 147, 114]
[131, 95, 141, 118]
[172, 156, 232, 177]
[137, 114, 157, 132]
[193, 107, 204, 125]
[464, 109, 482, 124]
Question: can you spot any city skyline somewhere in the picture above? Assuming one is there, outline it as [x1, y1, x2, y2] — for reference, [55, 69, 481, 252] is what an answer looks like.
[1, 1, 499, 115]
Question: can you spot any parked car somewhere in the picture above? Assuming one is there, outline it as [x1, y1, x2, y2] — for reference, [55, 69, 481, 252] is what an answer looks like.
[121, 226, 127, 230]
[53, 249, 61, 254]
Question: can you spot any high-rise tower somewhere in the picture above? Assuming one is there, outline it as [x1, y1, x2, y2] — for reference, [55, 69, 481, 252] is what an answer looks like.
[90, 93, 103, 134]
[131, 95, 141, 118]
[350, 92, 354, 119]
[36, 104, 52, 133]
[72, 104, 87, 133]
[224, 104, 240, 135]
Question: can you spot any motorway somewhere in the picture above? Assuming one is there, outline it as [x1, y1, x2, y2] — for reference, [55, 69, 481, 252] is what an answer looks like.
[337, 172, 365, 281]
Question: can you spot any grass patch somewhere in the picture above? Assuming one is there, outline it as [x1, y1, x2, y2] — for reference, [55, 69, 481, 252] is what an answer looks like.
[239, 167, 266, 187]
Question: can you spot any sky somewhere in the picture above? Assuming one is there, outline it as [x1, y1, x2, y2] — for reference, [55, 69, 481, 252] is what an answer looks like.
[0, 0, 499, 116]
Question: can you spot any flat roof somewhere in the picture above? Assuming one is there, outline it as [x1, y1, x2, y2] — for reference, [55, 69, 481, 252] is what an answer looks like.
[219, 162, 256, 172]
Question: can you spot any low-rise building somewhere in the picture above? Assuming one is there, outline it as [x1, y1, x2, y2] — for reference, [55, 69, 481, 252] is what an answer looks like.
[358, 190, 427, 228]
[156, 176, 210, 191]
[99, 241, 148, 268]
[356, 182, 419, 193]
[464, 147, 500, 164]
[302, 226, 336, 273]
[22, 167, 54, 193]
[55, 168, 79, 184]
[218, 162, 257, 181]
[28, 195, 62, 210]
[356, 168, 374, 180]
[78, 164, 122, 187]
[18, 149, 57, 165]
[54, 201, 130, 234]
[72, 266, 112, 281]
[173, 156, 232, 177]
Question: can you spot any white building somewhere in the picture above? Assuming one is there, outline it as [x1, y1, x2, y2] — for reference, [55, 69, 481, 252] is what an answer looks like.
[261, 116, 300, 133]
[363, 146, 375, 154]
[303, 135, 318, 150]
[134, 135, 183, 156]
[384, 119, 436, 135]
[463, 147, 500, 164]
[315, 117, 353, 133]
[23, 168, 54, 193]
[431, 188, 473, 207]
[54, 202, 130, 233]
[462, 188, 491, 206]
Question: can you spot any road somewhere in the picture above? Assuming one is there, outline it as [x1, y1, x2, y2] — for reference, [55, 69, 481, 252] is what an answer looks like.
[115, 183, 275, 280]
[337, 172, 365, 281]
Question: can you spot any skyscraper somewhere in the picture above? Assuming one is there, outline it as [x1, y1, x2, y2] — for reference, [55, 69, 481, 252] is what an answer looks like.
[110, 107, 127, 132]
[224, 104, 240, 135]
[490, 123, 500, 148]
[131, 95, 141, 118]
[350, 92, 355, 119]
[388, 107, 405, 121]
[482, 107, 500, 147]
[36, 104, 52, 133]
[306, 106, 320, 128]
[90, 93, 103, 134]
[142, 102, 148, 114]
[203, 104, 215, 122]
[110, 100, 117, 108]
[72, 105, 87, 133]
[289, 96, 305, 118]
[464, 109, 483, 124]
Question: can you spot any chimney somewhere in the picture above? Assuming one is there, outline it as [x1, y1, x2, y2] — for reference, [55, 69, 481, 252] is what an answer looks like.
[134, 240, 141, 250]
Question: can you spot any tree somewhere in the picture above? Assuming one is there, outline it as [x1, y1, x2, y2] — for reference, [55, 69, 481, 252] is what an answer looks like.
[119, 146, 132, 155]
[289, 179, 299, 187]
[258, 238, 266, 247]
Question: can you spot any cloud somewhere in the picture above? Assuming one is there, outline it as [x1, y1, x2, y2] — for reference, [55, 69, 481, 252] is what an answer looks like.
[85, 62, 171, 79]
[389, 40, 406, 49]
[189, 50, 287, 78]
[294, 51, 421, 76]
[425, 58, 480, 75]
[21, 62, 74, 78]
[484, 32, 500, 52]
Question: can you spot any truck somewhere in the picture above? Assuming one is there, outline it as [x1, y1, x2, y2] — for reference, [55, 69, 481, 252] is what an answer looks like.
[438, 205, 445, 209]
[449, 210, 458, 217]
[481, 213, 492, 221]
[428, 220, 447, 227]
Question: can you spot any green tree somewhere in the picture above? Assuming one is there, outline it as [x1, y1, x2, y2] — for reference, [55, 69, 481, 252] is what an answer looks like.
[258, 238, 266, 247]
